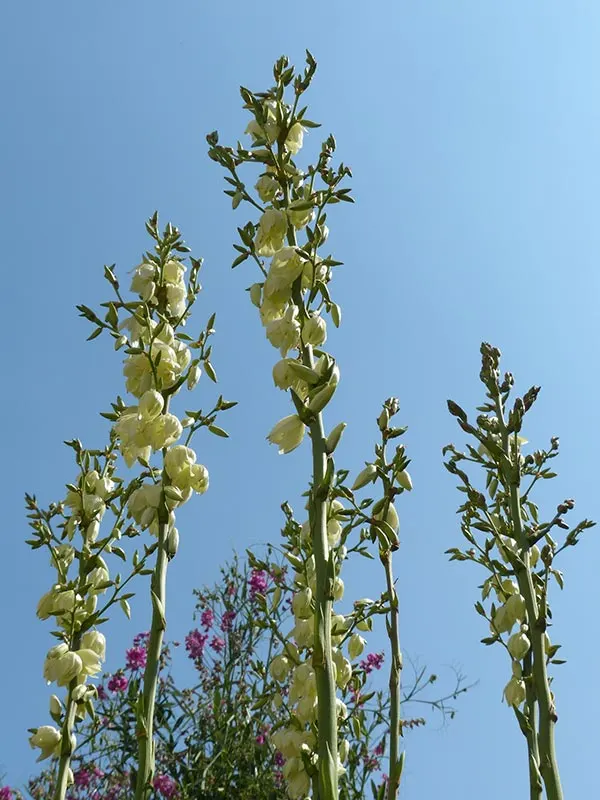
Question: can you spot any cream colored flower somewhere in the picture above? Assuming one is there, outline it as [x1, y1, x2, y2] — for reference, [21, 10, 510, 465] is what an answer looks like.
[80, 630, 106, 660]
[269, 654, 291, 683]
[348, 633, 366, 660]
[265, 306, 300, 356]
[256, 174, 279, 202]
[29, 726, 62, 762]
[302, 314, 327, 346]
[503, 676, 526, 707]
[284, 122, 305, 155]
[267, 415, 305, 455]
[254, 208, 287, 256]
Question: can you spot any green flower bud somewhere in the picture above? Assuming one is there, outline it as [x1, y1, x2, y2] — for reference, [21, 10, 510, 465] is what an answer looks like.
[396, 469, 413, 491]
[325, 422, 346, 454]
[352, 464, 377, 491]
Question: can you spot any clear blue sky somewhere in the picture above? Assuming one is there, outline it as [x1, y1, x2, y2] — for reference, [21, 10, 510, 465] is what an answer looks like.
[2, 1, 599, 796]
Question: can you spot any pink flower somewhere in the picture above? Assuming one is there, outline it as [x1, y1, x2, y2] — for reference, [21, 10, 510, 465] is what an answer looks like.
[185, 629, 208, 662]
[363, 755, 381, 772]
[153, 774, 178, 797]
[220, 610, 236, 631]
[133, 631, 150, 648]
[210, 636, 225, 653]
[126, 646, 147, 671]
[200, 608, 214, 630]
[107, 672, 129, 692]
[74, 769, 92, 788]
[0, 787, 14, 800]
[97, 684, 107, 700]
[360, 652, 385, 674]
[249, 569, 268, 598]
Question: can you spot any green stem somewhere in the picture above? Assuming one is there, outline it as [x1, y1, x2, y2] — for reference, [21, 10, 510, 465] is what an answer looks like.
[53, 689, 77, 800]
[284, 179, 338, 799]
[523, 651, 543, 800]
[496, 400, 562, 800]
[382, 551, 403, 800]
[308, 406, 339, 800]
[135, 396, 172, 800]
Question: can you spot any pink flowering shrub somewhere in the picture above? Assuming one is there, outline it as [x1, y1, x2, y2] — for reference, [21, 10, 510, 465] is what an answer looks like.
[24, 554, 466, 800]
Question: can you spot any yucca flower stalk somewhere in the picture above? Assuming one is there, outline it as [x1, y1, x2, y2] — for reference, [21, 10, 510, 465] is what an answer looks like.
[78, 215, 235, 798]
[444, 342, 595, 800]
[208, 52, 354, 799]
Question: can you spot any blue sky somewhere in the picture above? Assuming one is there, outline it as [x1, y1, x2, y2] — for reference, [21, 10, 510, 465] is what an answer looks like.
[2, 1, 599, 796]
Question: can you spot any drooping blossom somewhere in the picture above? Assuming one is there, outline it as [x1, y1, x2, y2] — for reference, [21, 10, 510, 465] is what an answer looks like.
[210, 636, 225, 654]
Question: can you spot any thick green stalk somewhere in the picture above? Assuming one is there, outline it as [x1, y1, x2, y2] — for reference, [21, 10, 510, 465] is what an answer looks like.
[497, 402, 562, 800]
[135, 515, 169, 799]
[308, 405, 339, 800]
[522, 650, 543, 800]
[53, 689, 77, 800]
[284, 183, 338, 799]
[382, 551, 403, 800]
[512, 519, 562, 800]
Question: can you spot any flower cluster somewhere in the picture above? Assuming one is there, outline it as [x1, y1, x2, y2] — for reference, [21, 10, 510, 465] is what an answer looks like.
[27, 448, 119, 770]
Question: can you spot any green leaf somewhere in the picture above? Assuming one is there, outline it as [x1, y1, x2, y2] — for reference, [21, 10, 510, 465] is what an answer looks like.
[87, 327, 103, 341]
[204, 361, 218, 383]
[232, 252, 249, 268]
[120, 598, 131, 619]
[330, 303, 341, 328]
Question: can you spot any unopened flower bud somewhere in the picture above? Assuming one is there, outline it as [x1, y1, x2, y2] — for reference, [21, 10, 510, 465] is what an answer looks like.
[187, 364, 201, 390]
[308, 381, 337, 413]
[333, 576, 344, 601]
[167, 526, 179, 558]
[396, 469, 413, 491]
[49, 695, 63, 719]
[326, 422, 346, 454]
[352, 464, 377, 491]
